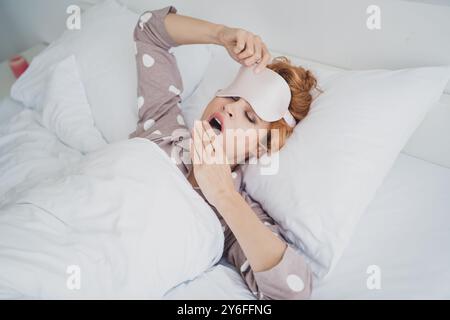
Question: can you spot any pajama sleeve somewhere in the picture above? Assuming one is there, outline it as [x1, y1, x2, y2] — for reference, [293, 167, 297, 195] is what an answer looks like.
[225, 189, 313, 300]
[129, 6, 189, 152]
[133, 5, 179, 50]
[129, 6, 190, 174]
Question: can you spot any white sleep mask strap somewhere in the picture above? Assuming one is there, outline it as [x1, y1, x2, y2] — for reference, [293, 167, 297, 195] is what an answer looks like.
[283, 110, 296, 128]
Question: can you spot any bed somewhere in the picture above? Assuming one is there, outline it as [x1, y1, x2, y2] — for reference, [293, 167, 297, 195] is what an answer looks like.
[0, 0, 449, 299]
[165, 151, 450, 299]
[1, 87, 449, 300]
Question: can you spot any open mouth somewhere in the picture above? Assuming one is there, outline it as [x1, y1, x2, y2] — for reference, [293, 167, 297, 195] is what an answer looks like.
[208, 115, 223, 135]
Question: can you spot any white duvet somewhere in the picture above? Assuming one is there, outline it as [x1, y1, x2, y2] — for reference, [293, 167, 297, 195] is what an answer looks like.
[0, 109, 224, 299]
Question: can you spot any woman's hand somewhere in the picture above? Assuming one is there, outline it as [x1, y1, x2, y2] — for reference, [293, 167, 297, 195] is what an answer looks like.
[218, 26, 272, 73]
[190, 120, 236, 208]
[190, 123, 290, 278]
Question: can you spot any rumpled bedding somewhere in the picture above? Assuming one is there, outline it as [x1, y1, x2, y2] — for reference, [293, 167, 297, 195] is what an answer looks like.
[0, 109, 224, 299]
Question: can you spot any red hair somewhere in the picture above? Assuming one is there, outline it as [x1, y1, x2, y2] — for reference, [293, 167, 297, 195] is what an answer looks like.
[265, 56, 320, 152]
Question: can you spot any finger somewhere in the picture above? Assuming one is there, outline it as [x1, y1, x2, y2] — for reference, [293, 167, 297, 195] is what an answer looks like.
[191, 127, 201, 165]
[237, 35, 254, 60]
[194, 119, 210, 151]
[202, 120, 216, 145]
[192, 121, 204, 164]
[195, 120, 215, 164]
[203, 121, 228, 165]
[190, 138, 201, 165]
[203, 120, 222, 151]
[201, 121, 216, 163]
[244, 37, 263, 67]
[234, 30, 246, 54]
[255, 45, 272, 73]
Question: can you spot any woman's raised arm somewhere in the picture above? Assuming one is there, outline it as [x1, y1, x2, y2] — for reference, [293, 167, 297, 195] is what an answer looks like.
[164, 10, 225, 46]
[164, 7, 272, 71]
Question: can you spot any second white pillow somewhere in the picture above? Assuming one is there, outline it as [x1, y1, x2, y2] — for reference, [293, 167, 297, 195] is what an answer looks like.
[41, 55, 107, 153]
[243, 65, 450, 279]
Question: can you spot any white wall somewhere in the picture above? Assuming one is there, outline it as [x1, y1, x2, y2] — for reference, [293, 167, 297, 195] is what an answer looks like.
[0, 0, 87, 61]
[1, 0, 449, 70]
[404, 0, 450, 5]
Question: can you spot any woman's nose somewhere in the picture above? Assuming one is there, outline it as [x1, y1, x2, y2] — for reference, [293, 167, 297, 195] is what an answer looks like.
[223, 103, 234, 118]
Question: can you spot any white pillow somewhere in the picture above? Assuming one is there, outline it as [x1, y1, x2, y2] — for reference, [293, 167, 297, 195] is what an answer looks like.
[245, 66, 450, 280]
[41, 55, 107, 153]
[11, 0, 213, 143]
[182, 46, 450, 279]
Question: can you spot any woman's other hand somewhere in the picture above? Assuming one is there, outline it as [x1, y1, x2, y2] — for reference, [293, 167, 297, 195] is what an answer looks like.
[218, 26, 272, 73]
[190, 120, 236, 208]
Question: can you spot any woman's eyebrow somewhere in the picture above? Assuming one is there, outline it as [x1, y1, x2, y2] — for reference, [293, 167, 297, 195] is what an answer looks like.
[247, 108, 259, 122]
[234, 98, 257, 118]
[239, 98, 251, 108]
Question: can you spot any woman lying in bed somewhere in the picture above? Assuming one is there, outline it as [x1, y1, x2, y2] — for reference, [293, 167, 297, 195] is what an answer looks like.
[128, 5, 318, 300]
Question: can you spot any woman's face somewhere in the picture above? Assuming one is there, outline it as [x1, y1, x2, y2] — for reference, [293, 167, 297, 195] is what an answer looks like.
[200, 96, 271, 165]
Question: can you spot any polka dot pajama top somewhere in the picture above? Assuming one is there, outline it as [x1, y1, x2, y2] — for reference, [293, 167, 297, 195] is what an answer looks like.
[128, 5, 313, 300]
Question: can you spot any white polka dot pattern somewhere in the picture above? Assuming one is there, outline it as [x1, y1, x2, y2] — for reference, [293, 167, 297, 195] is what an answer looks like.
[240, 260, 250, 273]
[143, 119, 155, 131]
[137, 96, 144, 110]
[177, 114, 185, 126]
[139, 12, 152, 29]
[142, 54, 155, 67]
[168, 85, 181, 95]
[286, 274, 305, 292]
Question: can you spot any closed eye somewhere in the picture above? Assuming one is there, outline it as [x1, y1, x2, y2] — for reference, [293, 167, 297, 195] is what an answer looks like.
[245, 111, 256, 124]
[230, 97, 256, 123]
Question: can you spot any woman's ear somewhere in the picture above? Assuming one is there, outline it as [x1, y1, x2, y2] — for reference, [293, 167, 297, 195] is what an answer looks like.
[257, 141, 268, 158]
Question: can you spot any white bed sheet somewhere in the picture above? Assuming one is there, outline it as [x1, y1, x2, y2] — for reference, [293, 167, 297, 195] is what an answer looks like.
[166, 153, 450, 299]
[0, 96, 225, 299]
